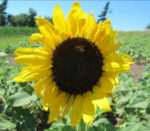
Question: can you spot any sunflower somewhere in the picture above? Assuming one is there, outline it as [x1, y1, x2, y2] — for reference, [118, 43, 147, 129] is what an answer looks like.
[13, 2, 134, 127]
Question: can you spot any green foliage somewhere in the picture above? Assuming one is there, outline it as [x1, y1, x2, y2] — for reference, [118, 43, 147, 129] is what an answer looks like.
[4, 44, 16, 54]
[117, 31, 150, 63]
[139, 64, 150, 87]
[0, 120, 16, 130]
[112, 72, 150, 130]
[0, 60, 50, 130]
[46, 118, 75, 131]
[0, 0, 8, 26]
[97, 2, 111, 23]
[0, 26, 38, 36]
[146, 23, 150, 29]
[7, 88, 37, 107]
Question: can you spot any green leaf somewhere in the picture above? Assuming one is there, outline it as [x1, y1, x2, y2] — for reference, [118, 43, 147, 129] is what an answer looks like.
[146, 104, 150, 114]
[47, 118, 75, 131]
[98, 122, 116, 131]
[7, 89, 37, 107]
[129, 96, 149, 108]
[87, 127, 95, 131]
[120, 123, 145, 131]
[92, 116, 116, 131]
[0, 88, 4, 96]
[12, 107, 36, 131]
[142, 122, 150, 130]
[0, 120, 16, 130]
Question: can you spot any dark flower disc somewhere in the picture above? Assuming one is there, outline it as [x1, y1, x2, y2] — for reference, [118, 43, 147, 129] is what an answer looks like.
[52, 38, 103, 95]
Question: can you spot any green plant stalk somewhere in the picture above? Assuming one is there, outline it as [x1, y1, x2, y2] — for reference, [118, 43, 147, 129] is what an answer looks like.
[77, 120, 87, 131]
[0, 95, 6, 104]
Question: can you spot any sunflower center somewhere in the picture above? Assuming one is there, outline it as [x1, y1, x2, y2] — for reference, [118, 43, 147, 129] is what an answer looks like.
[52, 38, 103, 95]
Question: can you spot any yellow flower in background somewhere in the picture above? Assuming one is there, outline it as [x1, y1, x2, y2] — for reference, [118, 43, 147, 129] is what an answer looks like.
[13, 2, 134, 127]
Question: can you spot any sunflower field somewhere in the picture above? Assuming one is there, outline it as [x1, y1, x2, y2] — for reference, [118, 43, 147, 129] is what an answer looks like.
[0, 25, 150, 131]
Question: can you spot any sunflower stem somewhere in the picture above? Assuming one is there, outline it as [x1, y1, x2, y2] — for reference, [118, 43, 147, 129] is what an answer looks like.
[77, 120, 87, 131]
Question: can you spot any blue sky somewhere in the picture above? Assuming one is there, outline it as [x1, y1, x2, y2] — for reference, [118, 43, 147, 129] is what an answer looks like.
[5, 0, 150, 31]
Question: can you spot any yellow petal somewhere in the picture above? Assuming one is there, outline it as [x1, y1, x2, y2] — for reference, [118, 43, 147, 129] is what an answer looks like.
[29, 33, 44, 44]
[47, 92, 67, 123]
[36, 17, 62, 46]
[14, 55, 51, 66]
[70, 95, 84, 126]
[66, 2, 85, 37]
[14, 48, 50, 57]
[82, 91, 96, 125]
[75, 11, 88, 37]
[106, 72, 120, 85]
[71, 7, 88, 37]
[98, 19, 111, 27]
[53, 5, 66, 33]
[114, 74, 120, 85]
[95, 20, 118, 55]
[29, 33, 56, 50]
[92, 21, 110, 43]
[114, 41, 125, 51]
[98, 76, 115, 93]
[66, 11, 77, 37]
[92, 87, 111, 111]
[104, 41, 125, 55]
[43, 106, 48, 111]
[101, 41, 125, 56]
[36, 17, 57, 35]
[13, 67, 52, 82]
[16, 65, 51, 75]
[71, 2, 82, 11]
[93, 86, 107, 99]
[20, 65, 51, 72]
[34, 77, 53, 98]
[58, 95, 74, 120]
[86, 14, 97, 40]
[105, 72, 120, 85]
[94, 97, 112, 112]
[103, 53, 134, 73]
[42, 82, 57, 108]
[13, 71, 51, 82]
[83, 114, 93, 126]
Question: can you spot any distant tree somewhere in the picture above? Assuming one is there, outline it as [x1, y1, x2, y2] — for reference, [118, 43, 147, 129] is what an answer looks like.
[146, 23, 150, 29]
[8, 14, 29, 26]
[0, 0, 8, 26]
[97, 1, 111, 23]
[7, 14, 13, 25]
[28, 8, 37, 27]
[8, 8, 37, 27]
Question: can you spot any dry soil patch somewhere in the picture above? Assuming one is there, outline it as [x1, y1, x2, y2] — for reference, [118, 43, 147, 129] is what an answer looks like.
[130, 63, 146, 82]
